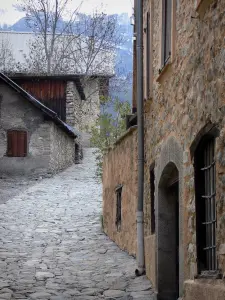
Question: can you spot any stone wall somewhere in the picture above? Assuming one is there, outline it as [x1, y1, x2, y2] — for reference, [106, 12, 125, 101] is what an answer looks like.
[103, 127, 138, 256]
[142, 0, 225, 298]
[66, 81, 82, 131]
[49, 123, 75, 173]
[0, 82, 75, 176]
[81, 78, 100, 147]
[66, 78, 100, 148]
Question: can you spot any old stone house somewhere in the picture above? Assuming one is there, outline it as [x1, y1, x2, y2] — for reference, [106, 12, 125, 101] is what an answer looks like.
[0, 72, 77, 176]
[8, 73, 110, 148]
[0, 31, 113, 148]
[103, 1, 225, 300]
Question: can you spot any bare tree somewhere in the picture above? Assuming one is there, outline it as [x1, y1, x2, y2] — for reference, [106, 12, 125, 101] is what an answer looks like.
[16, 0, 83, 73]
[19, 15, 119, 77]
[70, 12, 120, 75]
[14, 3, 122, 106]
[0, 38, 17, 72]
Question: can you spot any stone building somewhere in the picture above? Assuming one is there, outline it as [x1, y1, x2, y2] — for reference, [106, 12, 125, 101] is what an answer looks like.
[0, 72, 77, 176]
[103, 126, 138, 255]
[103, 1, 225, 300]
[9, 73, 110, 147]
[0, 31, 113, 148]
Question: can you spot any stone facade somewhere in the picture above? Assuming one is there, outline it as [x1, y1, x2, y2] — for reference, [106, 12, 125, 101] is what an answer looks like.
[66, 78, 100, 147]
[49, 123, 75, 173]
[66, 81, 82, 130]
[103, 0, 225, 299]
[103, 127, 138, 256]
[0, 81, 75, 176]
[142, 1, 225, 298]
[81, 78, 100, 147]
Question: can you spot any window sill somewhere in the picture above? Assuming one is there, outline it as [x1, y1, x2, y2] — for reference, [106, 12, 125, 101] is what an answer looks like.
[196, 0, 214, 18]
[156, 61, 172, 83]
[194, 270, 223, 280]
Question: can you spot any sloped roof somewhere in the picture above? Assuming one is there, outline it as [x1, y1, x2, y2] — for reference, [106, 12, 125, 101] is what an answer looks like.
[0, 72, 79, 138]
[8, 73, 113, 101]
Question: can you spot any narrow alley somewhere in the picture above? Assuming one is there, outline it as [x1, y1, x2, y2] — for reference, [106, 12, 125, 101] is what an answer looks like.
[0, 149, 154, 300]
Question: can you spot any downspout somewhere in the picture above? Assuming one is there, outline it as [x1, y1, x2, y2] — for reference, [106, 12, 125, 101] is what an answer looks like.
[135, 0, 145, 276]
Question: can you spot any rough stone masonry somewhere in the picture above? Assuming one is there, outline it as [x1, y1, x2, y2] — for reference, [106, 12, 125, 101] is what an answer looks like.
[0, 149, 155, 300]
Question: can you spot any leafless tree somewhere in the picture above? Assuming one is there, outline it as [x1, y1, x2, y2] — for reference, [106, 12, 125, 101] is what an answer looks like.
[16, 0, 83, 73]
[15, 0, 121, 78]
[0, 38, 17, 72]
[70, 12, 120, 75]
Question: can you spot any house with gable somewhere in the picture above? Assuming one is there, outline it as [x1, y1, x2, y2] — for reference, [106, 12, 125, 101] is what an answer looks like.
[0, 31, 113, 148]
[0, 72, 78, 176]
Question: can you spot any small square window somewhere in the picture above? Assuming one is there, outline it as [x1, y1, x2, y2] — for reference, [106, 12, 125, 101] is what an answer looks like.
[115, 185, 122, 231]
[7, 130, 27, 157]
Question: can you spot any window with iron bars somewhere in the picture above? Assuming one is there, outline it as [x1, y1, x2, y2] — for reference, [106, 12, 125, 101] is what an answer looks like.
[195, 136, 217, 274]
[115, 185, 122, 231]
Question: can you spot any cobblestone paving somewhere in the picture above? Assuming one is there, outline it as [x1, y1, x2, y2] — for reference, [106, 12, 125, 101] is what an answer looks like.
[0, 149, 155, 300]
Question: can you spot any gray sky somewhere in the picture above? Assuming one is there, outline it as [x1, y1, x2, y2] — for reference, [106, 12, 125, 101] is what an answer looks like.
[0, 0, 134, 25]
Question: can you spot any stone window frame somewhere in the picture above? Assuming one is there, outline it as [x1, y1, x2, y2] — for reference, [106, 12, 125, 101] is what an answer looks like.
[194, 135, 218, 275]
[115, 184, 123, 231]
[157, 0, 176, 81]
[191, 123, 222, 279]
[7, 129, 28, 157]
[143, 0, 153, 100]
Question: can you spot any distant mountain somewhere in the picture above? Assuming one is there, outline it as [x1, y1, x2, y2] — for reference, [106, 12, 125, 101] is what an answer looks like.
[0, 13, 133, 104]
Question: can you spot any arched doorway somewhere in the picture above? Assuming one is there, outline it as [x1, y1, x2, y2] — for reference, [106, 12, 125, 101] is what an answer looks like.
[157, 163, 179, 300]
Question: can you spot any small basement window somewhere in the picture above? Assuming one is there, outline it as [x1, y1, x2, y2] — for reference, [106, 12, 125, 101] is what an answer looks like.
[7, 130, 28, 157]
[115, 185, 122, 231]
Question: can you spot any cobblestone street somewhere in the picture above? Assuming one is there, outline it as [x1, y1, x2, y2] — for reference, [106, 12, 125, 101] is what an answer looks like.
[0, 149, 154, 300]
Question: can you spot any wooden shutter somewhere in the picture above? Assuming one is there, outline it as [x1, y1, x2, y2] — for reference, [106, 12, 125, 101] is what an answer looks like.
[165, 0, 172, 61]
[146, 11, 150, 98]
[7, 130, 27, 157]
[7, 131, 13, 157]
[162, 0, 172, 66]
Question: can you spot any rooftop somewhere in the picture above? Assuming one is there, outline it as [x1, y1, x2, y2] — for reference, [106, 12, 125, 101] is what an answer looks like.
[0, 72, 80, 138]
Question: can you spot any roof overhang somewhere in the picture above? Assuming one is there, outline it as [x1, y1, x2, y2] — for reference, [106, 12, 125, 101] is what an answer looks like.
[0, 72, 79, 138]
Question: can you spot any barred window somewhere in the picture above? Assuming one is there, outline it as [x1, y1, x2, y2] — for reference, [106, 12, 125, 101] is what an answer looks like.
[7, 130, 27, 157]
[195, 136, 217, 273]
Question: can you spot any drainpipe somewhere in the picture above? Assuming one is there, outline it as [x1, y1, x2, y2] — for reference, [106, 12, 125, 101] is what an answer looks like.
[135, 0, 145, 276]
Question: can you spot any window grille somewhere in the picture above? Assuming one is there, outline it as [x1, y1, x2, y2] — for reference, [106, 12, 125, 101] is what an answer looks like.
[195, 137, 217, 272]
